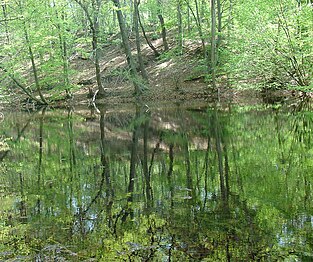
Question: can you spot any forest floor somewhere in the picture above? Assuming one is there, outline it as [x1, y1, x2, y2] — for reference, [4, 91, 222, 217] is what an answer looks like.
[1, 32, 303, 111]
[67, 33, 299, 109]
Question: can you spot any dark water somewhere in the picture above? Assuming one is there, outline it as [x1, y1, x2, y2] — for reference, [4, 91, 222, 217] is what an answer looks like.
[1, 101, 313, 261]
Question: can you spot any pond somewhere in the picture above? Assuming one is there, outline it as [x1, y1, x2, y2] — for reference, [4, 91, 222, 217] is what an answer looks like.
[1, 101, 313, 261]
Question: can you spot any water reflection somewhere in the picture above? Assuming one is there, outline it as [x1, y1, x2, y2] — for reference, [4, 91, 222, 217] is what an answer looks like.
[1, 102, 313, 261]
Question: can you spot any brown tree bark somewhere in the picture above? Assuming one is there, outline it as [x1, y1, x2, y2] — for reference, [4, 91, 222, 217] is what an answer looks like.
[177, 0, 183, 54]
[216, 0, 222, 66]
[112, 0, 144, 95]
[74, 0, 105, 97]
[138, 13, 160, 57]
[0, 65, 44, 104]
[52, 1, 71, 96]
[134, 0, 148, 81]
[2, 4, 10, 44]
[211, 0, 217, 91]
[23, 27, 48, 104]
[184, 0, 207, 58]
[17, 0, 48, 104]
[157, 0, 169, 52]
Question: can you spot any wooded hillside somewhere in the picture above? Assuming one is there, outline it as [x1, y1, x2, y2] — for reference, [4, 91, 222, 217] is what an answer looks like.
[0, 0, 312, 105]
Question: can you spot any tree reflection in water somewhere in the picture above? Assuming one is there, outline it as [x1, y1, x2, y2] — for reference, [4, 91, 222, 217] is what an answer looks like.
[1, 102, 313, 261]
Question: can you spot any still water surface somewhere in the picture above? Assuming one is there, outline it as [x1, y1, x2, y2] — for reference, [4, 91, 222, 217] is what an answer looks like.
[1, 102, 313, 261]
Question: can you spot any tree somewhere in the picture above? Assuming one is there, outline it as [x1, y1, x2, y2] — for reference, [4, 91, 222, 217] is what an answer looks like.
[177, 0, 183, 54]
[137, 6, 161, 57]
[157, 0, 169, 52]
[0, 0, 77, 104]
[133, 0, 148, 81]
[0, 0, 312, 104]
[1, 2, 10, 44]
[17, 0, 48, 104]
[225, 0, 312, 88]
[73, 0, 106, 97]
[210, 0, 217, 90]
[112, 0, 146, 95]
[52, 0, 72, 97]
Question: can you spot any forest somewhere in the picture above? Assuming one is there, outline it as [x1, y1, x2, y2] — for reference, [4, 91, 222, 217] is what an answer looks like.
[0, 0, 313, 261]
[0, 0, 312, 105]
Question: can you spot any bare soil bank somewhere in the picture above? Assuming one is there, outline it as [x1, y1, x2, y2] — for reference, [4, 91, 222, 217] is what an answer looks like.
[69, 37, 302, 108]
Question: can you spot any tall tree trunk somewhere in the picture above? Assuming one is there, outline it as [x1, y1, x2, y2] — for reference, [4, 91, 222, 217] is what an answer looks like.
[92, 21, 105, 97]
[226, 0, 233, 41]
[2, 4, 10, 44]
[187, 0, 191, 33]
[52, 1, 71, 96]
[194, 0, 206, 58]
[157, 0, 169, 52]
[138, 12, 160, 57]
[210, 0, 217, 92]
[112, 9, 117, 29]
[17, 0, 47, 104]
[23, 25, 48, 104]
[112, 0, 143, 95]
[216, 0, 222, 64]
[92, 0, 105, 97]
[134, 0, 148, 81]
[177, 0, 183, 54]
[74, 0, 105, 97]
[185, 1, 207, 58]
[200, 0, 206, 19]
